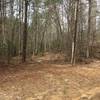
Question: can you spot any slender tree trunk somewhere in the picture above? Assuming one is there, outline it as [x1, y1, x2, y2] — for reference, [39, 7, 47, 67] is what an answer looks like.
[22, 0, 28, 62]
[90, 0, 97, 57]
[86, 0, 91, 58]
[71, 0, 79, 65]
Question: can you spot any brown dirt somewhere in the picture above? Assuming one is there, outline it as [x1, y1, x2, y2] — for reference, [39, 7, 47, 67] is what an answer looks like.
[0, 56, 100, 100]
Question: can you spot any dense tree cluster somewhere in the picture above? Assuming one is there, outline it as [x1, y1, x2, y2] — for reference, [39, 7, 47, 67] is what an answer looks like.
[0, 0, 100, 64]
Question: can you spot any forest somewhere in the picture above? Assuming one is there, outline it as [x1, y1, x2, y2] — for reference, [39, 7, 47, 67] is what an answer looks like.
[0, 0, 100, 100]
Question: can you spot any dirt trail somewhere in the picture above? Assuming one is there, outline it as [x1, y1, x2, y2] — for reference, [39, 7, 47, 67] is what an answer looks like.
[0, 60, 100, 100]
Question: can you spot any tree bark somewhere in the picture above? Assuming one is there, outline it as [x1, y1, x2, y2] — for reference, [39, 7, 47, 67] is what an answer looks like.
[71, 0, 79, 65]
[22, 0, 28, 62]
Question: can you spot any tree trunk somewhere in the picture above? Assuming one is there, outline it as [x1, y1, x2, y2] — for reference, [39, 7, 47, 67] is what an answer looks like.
[22, 0, 28, 62]
[86, 0, 91, 58]
[71, 0, 79, 65]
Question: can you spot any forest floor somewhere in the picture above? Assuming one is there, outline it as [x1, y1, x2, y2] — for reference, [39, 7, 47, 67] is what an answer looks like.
[0, 53, 100, 100]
